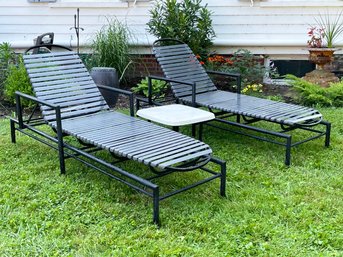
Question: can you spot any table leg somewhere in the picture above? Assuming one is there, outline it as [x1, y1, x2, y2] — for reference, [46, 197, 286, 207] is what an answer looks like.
[173, 126, 179, 132]
[192, 124, 196, 137]
[199, 123, 203, 141]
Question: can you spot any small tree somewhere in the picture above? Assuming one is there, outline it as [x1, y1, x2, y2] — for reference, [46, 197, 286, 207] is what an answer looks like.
[147, 0, 215, 58]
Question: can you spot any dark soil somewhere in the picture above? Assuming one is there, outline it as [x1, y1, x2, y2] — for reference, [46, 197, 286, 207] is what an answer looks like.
[0, 95, 14, 118]
[262, 84, 298, 103]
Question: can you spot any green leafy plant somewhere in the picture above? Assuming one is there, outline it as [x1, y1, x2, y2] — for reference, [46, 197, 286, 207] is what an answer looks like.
[132, 77, 167, 98]
[0, 42, 16, 95]
[147, 0, 215, 58]
[4, 56, 33, 107]
[206, 50, 278, 87]
[286, 74, 343, 107]
[314, 11, 343, 48]
[91, 18, 132, 82]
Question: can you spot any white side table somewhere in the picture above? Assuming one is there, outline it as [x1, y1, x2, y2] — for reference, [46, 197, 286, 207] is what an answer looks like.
[137, 104, 215, 140]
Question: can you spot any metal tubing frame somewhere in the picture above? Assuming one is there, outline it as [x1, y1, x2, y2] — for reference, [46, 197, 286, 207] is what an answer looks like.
[206, 116, 330, 166]
[10, 92, 227, 226]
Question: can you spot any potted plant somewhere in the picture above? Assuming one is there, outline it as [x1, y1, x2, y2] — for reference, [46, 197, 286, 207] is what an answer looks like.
[90, 18, 132, 107]
[307, 11, 343, 69]
[304, 11, 343, 87]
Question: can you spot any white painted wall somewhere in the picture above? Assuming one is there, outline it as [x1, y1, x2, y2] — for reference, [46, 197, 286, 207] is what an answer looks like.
[1, 0, 343, 58]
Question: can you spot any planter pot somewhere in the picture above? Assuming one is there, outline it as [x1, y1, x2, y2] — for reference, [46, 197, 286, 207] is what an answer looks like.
[304, 48, 339, 87]
[308, 48, 336, 70]
[90, 67, 119, 107]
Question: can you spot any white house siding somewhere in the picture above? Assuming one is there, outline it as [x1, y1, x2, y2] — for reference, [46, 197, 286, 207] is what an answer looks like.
[0, 0, 343, 59]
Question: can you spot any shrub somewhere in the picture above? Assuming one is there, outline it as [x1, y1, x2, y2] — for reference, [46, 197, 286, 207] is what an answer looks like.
[132, 77, 167, 99]
[205, 49, 277, 87]
[147, 0, 215, 58]
[91, 18, 132, 82]
[286, 74, 343, 107]
[0, 42, 16, 95]
[4, 56, 33, 107]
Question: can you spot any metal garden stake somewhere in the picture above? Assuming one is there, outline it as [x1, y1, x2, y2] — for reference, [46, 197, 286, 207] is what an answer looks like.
[70, 8, 84, 54]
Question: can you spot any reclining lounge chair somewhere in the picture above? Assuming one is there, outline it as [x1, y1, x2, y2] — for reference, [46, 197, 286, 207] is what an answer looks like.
[9, 45, 226, 225]
[151, 39, 331, 166]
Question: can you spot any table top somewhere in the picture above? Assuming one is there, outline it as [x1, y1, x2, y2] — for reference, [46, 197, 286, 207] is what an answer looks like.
[136, 104, 215, 126]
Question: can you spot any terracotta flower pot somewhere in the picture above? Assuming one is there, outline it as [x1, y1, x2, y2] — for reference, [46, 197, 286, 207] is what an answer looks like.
[308, 48, 336, 70]
[303, 48, 339, 87]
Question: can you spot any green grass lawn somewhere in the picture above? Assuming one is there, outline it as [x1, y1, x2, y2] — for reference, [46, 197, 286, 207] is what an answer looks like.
[0, 108, 342, 256]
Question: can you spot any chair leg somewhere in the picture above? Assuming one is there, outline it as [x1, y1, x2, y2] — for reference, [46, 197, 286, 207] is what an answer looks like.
[191, 124, 196, 137]
[285, 135, 292, 166]
[172, 126, 179, 132]
[135, 98, 140, 112]
[153, 187, 160, 226]
[236, 114, 241, 123]
[58, 140, 66, 174]
[199, 123, 203, 141]
[324, 121, 331, 147]
[10, 119, 16, 143]
[56, 128, 66, 174]
[220, 160, 226, 197]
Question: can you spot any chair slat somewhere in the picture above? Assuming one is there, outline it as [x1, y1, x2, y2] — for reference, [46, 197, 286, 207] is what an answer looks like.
[29, 67, 88, 78]
[44, 105, 108, 121]
[23, 51, 75, 59]
[33, 76, 92, 87]
[30, 71, 89, 83]
[28, 63, 85, 74]
[24, 54, 79, 64]
[25, 58, 82, 69]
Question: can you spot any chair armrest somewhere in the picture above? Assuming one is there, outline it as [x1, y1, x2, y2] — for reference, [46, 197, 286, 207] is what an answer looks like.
[97, 85, 134, 116]
[15, 91, 62, 132]
[206, 70, 242, 93]
[16, 91, 58, 108]
[147, 75, 197, 107]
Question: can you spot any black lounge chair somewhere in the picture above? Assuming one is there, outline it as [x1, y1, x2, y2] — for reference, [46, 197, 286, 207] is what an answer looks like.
[150, 38, 331, 165]
[9, 45, 226, 225]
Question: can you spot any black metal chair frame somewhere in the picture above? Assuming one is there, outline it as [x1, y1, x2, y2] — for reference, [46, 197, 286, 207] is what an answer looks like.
[9, 45, 227, 226]
[147, 38, 331, 166]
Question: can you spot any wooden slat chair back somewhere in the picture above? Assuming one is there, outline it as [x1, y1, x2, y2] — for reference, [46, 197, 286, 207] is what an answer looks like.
[23, 51, 109, 122]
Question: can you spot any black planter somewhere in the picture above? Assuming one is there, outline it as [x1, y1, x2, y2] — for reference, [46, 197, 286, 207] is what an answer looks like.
[90, 67, 119, 107]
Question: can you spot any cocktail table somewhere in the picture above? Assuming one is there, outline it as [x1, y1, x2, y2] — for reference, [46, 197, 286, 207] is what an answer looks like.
[136, 104, 215, 140]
